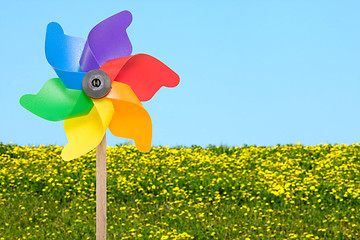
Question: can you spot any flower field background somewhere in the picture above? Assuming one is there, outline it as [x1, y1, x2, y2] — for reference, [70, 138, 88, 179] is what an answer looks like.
[0, 143, 359, 239]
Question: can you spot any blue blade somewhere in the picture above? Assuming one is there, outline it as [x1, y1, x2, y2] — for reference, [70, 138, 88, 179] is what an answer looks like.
[45, 22, 86, 90]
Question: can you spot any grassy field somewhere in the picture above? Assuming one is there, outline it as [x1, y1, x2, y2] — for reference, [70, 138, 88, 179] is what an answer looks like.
[0, 143, 359, 239]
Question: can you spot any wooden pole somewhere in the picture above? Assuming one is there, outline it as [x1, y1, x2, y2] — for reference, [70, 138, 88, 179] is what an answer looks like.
[96, 133, 107, 240]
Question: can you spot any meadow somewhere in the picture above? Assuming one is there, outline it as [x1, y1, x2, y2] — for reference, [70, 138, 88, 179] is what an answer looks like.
[0, 143, 359, 239]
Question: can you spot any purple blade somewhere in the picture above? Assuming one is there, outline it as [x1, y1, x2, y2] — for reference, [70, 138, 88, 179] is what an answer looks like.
[80, 11, 133, 72]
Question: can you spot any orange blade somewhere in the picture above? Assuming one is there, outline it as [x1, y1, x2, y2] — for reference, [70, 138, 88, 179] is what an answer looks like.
[106, 81, 152, 152]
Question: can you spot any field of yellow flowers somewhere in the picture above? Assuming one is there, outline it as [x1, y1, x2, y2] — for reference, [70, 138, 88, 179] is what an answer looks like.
[0, 143, 359, 239]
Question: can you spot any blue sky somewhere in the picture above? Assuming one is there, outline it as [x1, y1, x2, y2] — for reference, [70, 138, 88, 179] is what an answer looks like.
[1, 1, 360, 148]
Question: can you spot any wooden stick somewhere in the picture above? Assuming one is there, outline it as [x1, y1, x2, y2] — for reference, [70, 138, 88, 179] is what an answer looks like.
[96, 133, 107, 240]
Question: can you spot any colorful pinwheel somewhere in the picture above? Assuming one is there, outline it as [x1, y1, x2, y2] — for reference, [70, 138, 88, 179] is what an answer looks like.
[19, 11, 179, 161]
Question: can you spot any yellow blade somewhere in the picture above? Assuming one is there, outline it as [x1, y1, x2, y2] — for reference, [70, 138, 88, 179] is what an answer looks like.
[106, 81, 152, 152]
[61, 98, 114, 161]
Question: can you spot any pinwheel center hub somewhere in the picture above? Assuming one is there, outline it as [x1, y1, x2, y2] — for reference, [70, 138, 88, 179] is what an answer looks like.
[82, 69, 111, 99]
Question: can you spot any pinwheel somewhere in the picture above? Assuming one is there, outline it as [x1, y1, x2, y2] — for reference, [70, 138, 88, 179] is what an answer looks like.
[19, 10, 179, 161]
[19, 10, 179, 239]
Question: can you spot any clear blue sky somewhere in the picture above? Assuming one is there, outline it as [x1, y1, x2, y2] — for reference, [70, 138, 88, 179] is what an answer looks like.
[1, 1, 360, 148]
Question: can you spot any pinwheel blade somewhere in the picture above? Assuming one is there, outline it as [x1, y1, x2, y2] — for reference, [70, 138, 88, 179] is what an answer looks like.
[106, 81, 152, 152]
[100, 54, 179, 102]
[61, 98, 114, 161]
[20, 78, 93, 121]
[80, 11, 133, 72]
[45, 22, 86, 90]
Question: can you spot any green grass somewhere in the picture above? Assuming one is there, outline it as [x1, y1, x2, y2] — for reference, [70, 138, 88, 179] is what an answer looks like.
[0, 143, 359, 239]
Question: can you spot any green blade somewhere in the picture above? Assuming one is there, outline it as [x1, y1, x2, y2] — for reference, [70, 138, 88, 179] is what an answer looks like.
[20, 78, 93, 121]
